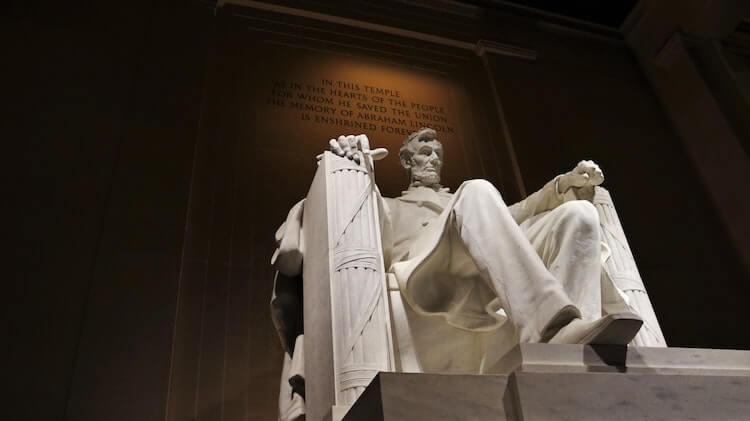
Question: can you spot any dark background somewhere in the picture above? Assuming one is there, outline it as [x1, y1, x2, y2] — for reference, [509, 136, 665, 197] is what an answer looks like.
[6, 1, 749, 420]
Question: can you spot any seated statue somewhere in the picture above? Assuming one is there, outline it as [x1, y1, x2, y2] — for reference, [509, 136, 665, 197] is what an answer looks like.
[271, 128, 666, 420]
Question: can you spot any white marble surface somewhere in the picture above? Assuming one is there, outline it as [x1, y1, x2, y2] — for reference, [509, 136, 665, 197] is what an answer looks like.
[513, 371, 750, 421]
[344, 345, 750, 420]
[490, 343, 750, 376]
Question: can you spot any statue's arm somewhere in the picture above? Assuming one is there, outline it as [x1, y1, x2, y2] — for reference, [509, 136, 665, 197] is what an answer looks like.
[508, 176, 569, 224]
[508, 160, 604, 224]
[271, 198, 306, 277]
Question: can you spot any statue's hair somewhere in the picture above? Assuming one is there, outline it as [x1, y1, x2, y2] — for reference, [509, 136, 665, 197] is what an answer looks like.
[399, 127, 438, 169]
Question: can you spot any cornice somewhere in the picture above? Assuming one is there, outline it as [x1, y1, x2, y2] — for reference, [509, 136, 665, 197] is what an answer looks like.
[222, 0, 538, 60]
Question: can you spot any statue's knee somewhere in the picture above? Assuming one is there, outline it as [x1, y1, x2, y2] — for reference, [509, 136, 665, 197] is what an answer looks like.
[557, 200, 599, 233]
[461, 179, 502, 202]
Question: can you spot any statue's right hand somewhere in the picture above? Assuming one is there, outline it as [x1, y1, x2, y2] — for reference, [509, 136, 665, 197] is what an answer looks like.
[318, 134, 388, 164]
[329, 134, 364, 164]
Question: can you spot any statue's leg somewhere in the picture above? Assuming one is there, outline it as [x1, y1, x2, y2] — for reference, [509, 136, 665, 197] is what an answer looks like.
[519, 200, 603, 323]
[451, 180, 580, 343]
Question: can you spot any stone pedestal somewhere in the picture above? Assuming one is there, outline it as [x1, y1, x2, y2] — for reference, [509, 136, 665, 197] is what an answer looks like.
[343, 344, 750, 420]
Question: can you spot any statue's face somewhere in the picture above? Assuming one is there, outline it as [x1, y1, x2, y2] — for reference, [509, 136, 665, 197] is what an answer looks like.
[406, 136, 443, 187]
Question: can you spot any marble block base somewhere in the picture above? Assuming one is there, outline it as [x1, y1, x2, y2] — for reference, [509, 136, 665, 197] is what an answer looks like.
[343, 345, 750, 420]
[490, 343, 750, 376]
[511, 371, 750, 420]
[343, 372, 513, 420]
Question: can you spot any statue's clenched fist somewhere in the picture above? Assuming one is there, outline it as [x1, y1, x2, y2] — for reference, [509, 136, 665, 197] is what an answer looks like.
[321, 134, 388, 164]
[558, 160, 604, 200]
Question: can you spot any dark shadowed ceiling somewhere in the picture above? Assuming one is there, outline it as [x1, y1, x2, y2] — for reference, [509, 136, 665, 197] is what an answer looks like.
[464, 0, 639, 28]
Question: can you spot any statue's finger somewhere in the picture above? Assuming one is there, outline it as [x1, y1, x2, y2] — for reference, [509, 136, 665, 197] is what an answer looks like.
[576, 160, 596, 174]
[348, 136, 361, 163]
[590, 169, 605, 185]
[574, 167, 589, 178]
[330, 139, 344, 156]
[357, 134, 370, 152]
[341, 135, 353, 158]
[347, 135, 359, 152]
[580, 162, 599, 179]
[571, 172, 589, 187]
[370, 148, 388, 161]
[337, 135, 349, 152]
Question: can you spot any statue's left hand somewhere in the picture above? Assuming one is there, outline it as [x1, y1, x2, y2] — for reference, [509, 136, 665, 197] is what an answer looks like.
[558, 160, 604, 196]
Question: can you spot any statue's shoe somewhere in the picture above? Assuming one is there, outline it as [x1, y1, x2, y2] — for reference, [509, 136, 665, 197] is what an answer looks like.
[548, 312, 643, 345]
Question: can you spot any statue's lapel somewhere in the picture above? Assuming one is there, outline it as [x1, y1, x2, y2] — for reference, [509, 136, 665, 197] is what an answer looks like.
[397, 186, 451, 213]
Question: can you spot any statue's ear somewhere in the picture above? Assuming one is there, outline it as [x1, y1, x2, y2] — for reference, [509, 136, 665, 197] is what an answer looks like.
[399, 150, 412, 170]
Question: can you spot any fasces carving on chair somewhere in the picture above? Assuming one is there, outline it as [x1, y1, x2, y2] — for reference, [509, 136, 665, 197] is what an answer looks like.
[326, 152, 392, 406]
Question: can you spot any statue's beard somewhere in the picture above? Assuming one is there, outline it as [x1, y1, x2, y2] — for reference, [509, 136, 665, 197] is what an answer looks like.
[411, 168, 442, 188]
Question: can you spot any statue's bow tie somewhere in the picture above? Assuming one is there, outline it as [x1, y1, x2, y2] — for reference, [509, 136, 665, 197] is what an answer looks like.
[398, 187, 451, 213]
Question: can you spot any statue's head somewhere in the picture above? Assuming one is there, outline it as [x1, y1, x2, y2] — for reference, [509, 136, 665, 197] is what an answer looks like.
[399, 127, 443, 188]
